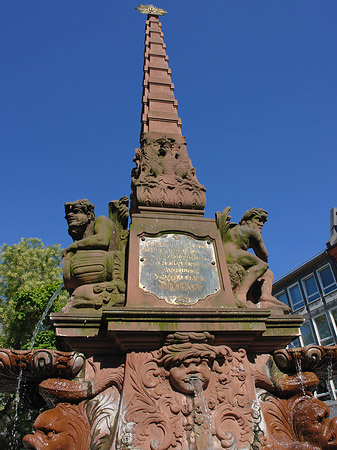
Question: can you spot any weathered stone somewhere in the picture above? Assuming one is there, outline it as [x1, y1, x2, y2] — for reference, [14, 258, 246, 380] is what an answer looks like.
[216, 207, 290, 312]
[62, 198, 127, 312]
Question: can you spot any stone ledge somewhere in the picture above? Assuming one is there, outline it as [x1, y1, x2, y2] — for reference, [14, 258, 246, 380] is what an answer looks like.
[51, 308, 302, 356]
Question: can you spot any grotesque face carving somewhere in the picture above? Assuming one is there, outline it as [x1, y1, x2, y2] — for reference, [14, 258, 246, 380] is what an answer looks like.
[249, 216, 265, 233]
[169, 357, 212, 395]
[293, 397, 337, 450]
[64, 200, 94, 241]
[23, 409, 75, 450]
[23, 403, 89, 450]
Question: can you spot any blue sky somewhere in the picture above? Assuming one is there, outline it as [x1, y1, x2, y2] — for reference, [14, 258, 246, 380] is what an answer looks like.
[1, 1, 336, 280]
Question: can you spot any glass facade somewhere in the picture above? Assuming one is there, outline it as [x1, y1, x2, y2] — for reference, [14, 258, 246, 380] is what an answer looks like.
[273, 250, 337, 403]
[302, 275, 320, 303]
[314, 314, 334, 345]
[301, 322, 316, 346]
[275, 291, 289, 306]
[318, 265, 337, 295]
[288, 283, 304, 310]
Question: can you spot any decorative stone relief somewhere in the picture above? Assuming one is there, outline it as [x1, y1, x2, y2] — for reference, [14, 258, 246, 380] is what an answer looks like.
[216, 207, 289, 312]
[259, 388, 337, 450]
[116, 332, 256, 450]
[131, 136, 206, 211]
[23, 387, 120, 450]
[23, 358, 125, 449]
[273, 345, 337, 378]
[62, 198, 128, 311]
[0, 349, 85, 392]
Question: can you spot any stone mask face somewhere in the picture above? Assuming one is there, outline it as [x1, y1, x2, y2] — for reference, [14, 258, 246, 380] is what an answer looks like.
[168, 357, 212, 395]
[23, 409, 76, 450]
[293, 398, 337, 450]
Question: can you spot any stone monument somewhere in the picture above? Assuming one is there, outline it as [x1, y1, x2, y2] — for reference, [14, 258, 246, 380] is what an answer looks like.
[0, 5, 336, 450]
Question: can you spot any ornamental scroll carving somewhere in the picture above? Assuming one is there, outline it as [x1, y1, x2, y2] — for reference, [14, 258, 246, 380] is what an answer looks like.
[131, 136, 206, 211]
[273, 345, 337, 379]
[0, 349, 85, 392]
[116, 332, 256, 450]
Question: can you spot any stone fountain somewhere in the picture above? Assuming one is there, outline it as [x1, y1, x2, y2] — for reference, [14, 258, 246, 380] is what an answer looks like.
[2, 5, 337, 450]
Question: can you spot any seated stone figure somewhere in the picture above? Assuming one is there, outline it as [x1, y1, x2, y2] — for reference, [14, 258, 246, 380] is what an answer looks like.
[62, 199, 126, 311]
[216, 207, 289, 312]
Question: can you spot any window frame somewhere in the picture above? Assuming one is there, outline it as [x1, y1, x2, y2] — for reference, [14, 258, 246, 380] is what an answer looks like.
[300, 321, 316, 346]
[313, 313, 335, 346]
[274, 290, 290, 308]
[287, 282, 305, 311]
[301, 273, 320, 304]
[316, 264, 337, 296]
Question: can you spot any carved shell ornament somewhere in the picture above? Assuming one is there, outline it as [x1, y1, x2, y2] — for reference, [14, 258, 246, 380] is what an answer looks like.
[136, 4, 168, 15]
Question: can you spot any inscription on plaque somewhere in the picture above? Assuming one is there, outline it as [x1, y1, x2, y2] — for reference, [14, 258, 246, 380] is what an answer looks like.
[139, 233, 220, 305]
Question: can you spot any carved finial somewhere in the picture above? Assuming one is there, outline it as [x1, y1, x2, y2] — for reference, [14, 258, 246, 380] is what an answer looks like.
[136, 4, 168, 15]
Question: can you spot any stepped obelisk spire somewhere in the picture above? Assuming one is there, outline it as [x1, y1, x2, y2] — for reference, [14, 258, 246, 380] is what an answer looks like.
[131, 5, 206, 213]
[137, 4, 182, 138]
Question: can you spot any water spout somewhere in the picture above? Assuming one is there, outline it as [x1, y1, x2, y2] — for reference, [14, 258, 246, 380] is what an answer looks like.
[188, 376, 213, 450]
[29, 282, 64, 350]
[326, 357, 335, 401]
[9, 282, 64, 448]
[294, 353, 306, 396]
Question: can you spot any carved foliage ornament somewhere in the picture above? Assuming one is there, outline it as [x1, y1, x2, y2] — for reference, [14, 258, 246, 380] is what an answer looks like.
[131, 136, 206, 210]
[136, 4, 168, 15]
[117, 332, 256, 449]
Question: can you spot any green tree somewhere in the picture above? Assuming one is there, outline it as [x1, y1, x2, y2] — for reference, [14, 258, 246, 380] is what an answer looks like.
[0, 238, 67, 449]
[0, 237, 66, 348]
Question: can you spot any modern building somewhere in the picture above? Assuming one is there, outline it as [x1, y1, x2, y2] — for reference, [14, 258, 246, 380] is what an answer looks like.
[272, 207, 337, 401]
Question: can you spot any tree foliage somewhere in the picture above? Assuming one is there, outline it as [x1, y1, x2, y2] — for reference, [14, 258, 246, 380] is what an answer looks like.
[0, 238, 67, 449]
[0, 237, 66, 348]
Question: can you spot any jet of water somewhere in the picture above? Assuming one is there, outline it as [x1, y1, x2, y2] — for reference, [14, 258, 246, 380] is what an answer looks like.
[189, 376, 213, 450]
[29, 282, 64, 350]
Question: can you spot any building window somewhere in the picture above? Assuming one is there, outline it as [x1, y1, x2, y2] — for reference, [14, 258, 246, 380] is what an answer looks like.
[287, 283, 304, 311]
[317, 265, 337, 295]
[288, 337, 301, 349]
[302, 274, 320, 303]
[301, 322, 316, 345]
[330, 309, 337, 331]
[314, 314, 335, 345]
[275, 291, 289, 307]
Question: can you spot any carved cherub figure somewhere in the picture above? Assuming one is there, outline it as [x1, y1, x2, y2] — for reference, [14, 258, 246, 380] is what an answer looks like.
[216, 207, 289, 311]
[158, 332, 219, 395]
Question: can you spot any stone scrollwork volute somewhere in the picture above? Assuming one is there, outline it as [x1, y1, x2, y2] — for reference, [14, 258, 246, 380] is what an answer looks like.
[117, 332, 256, 450]
[0, 349, 85, 392]
[62, 197, 129, 312]
[273, 345, 329, 374]
[131, 136, 206, 211]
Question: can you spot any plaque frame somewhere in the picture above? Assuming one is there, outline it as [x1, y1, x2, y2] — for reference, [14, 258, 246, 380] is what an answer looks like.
[126, 211, 235, 308]
[139, 233, 221, 305]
